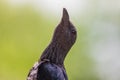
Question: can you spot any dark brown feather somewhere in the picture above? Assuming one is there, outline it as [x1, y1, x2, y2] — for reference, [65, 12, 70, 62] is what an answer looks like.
[27, 8, 77, 80]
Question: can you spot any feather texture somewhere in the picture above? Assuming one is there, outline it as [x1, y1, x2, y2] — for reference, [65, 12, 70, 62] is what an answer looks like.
[27, 8, 77, 80]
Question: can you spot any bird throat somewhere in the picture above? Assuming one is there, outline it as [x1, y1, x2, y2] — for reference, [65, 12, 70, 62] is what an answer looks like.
[40, 41, 70, 65]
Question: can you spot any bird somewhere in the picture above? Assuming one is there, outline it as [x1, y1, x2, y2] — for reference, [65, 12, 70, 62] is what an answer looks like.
[27, 8, 77, 80]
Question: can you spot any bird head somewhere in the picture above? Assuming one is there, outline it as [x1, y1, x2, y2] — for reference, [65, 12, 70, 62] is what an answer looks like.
[52, 8, 77, 50]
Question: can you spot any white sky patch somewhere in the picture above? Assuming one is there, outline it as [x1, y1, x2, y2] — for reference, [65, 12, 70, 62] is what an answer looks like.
[7, 0, 88, 16]
[35, 0, 87, 14]
[90, 21, 120, 80]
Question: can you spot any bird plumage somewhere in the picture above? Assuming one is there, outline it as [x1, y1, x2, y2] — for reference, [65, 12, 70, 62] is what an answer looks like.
[27, 8, 77, 80]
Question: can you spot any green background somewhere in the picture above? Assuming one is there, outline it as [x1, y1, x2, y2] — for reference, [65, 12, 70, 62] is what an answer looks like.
[0, 0, 120, 80]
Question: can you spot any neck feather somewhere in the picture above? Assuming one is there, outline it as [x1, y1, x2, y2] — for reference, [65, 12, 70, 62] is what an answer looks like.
[39, 41, 70, 65]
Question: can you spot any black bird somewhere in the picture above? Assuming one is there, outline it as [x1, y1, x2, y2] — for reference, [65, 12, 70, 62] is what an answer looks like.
[27, 8, 77, 80]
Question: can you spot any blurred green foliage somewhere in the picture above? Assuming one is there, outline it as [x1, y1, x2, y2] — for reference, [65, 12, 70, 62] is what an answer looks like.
[0, 1, 98, 80]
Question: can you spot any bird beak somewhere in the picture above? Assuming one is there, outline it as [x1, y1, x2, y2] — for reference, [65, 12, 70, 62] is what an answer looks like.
[62, 8, 69, 23]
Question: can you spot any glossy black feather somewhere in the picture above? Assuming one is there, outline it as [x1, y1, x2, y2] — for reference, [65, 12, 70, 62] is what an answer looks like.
[37, 62, 68, 80]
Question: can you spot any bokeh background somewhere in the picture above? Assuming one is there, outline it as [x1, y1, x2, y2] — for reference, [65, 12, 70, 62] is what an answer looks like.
[0, 0, 120, 80]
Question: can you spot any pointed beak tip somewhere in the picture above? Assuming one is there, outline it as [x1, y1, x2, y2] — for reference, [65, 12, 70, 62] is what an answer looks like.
[63, 8, 67, 14]
[62, 8, 69, 20]
[63, 8, 66, 11]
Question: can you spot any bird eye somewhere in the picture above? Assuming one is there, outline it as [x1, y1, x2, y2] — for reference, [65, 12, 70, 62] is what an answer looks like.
[71, 30, 76, 34]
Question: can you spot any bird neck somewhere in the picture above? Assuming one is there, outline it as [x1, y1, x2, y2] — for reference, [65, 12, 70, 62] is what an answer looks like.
[39, 41, 70, 65]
